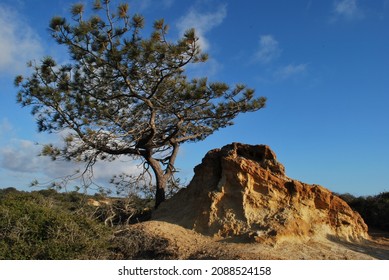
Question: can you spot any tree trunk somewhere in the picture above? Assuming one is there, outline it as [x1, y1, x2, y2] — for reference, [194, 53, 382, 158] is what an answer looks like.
[155, 177, 166, 209]
[145, 154, 167, 209]
[145, 144, 179, 209]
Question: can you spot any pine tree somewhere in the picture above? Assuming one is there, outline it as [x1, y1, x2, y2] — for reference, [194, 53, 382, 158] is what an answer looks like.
[15, 0, 266, 208]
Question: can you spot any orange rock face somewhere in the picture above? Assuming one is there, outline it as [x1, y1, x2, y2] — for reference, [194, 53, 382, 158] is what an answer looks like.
[154, 143, 368, 243]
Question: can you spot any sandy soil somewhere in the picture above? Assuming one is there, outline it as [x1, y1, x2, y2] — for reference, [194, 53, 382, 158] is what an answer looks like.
[118, 221, 389, 260]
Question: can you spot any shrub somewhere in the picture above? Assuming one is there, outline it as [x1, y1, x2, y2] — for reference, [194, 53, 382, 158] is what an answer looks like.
[338, 192, 389, 231]
[0, 189, 113, 259]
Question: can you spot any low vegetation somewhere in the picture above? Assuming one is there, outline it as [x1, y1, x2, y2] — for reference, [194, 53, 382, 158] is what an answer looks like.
[0, 187, 387, 259]
[338, 192, 389, 231]
[0, 188, 112, 259]
[0, 187, 154, 259]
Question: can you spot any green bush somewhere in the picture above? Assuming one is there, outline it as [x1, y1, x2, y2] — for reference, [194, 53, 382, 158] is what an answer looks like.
[0, 188, 113, 259]
[338, 192, 389, 231]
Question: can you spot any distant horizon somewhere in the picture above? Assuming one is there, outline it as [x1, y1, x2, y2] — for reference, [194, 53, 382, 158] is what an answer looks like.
[1, 0, 388, 197]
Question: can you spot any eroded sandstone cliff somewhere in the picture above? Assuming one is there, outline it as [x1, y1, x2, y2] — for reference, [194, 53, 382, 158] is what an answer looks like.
[154, 143, 368, 243]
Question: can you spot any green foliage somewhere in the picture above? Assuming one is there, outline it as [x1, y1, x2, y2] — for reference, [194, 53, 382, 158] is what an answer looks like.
[0, 188, 112, 259]
[338, 192, 389, 231]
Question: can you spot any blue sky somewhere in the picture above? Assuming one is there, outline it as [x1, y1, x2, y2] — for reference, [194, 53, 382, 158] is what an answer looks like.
[0, 0, 388, 196]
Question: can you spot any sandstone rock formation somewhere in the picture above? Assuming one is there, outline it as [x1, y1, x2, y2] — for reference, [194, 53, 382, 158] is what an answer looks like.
[154, 143, 368, 243]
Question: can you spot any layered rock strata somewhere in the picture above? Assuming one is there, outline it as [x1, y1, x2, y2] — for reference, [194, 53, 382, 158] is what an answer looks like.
[154, 143, 368, 243]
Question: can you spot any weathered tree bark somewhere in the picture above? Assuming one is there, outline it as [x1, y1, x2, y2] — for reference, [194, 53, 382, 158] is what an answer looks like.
[155, 176, 167, 209]
[145, 143, 179, 208]
[145, 151, 167, 209]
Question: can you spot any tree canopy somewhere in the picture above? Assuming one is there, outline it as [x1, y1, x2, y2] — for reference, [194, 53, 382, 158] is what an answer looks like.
[15, 0, 266, 208]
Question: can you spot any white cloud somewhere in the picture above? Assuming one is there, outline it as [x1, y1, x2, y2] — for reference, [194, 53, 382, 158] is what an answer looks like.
[176, 5, 227, 52]
[88, 157, 142, 181]
[0, 140, 44, 173]
[252, 35, 308, 82]
[0, 4, 43, 75]
[274, 63, 308, 80]
[255, 35, 282, 64]
[332, 0, 364, 21]
[0, 137, 143, 190]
